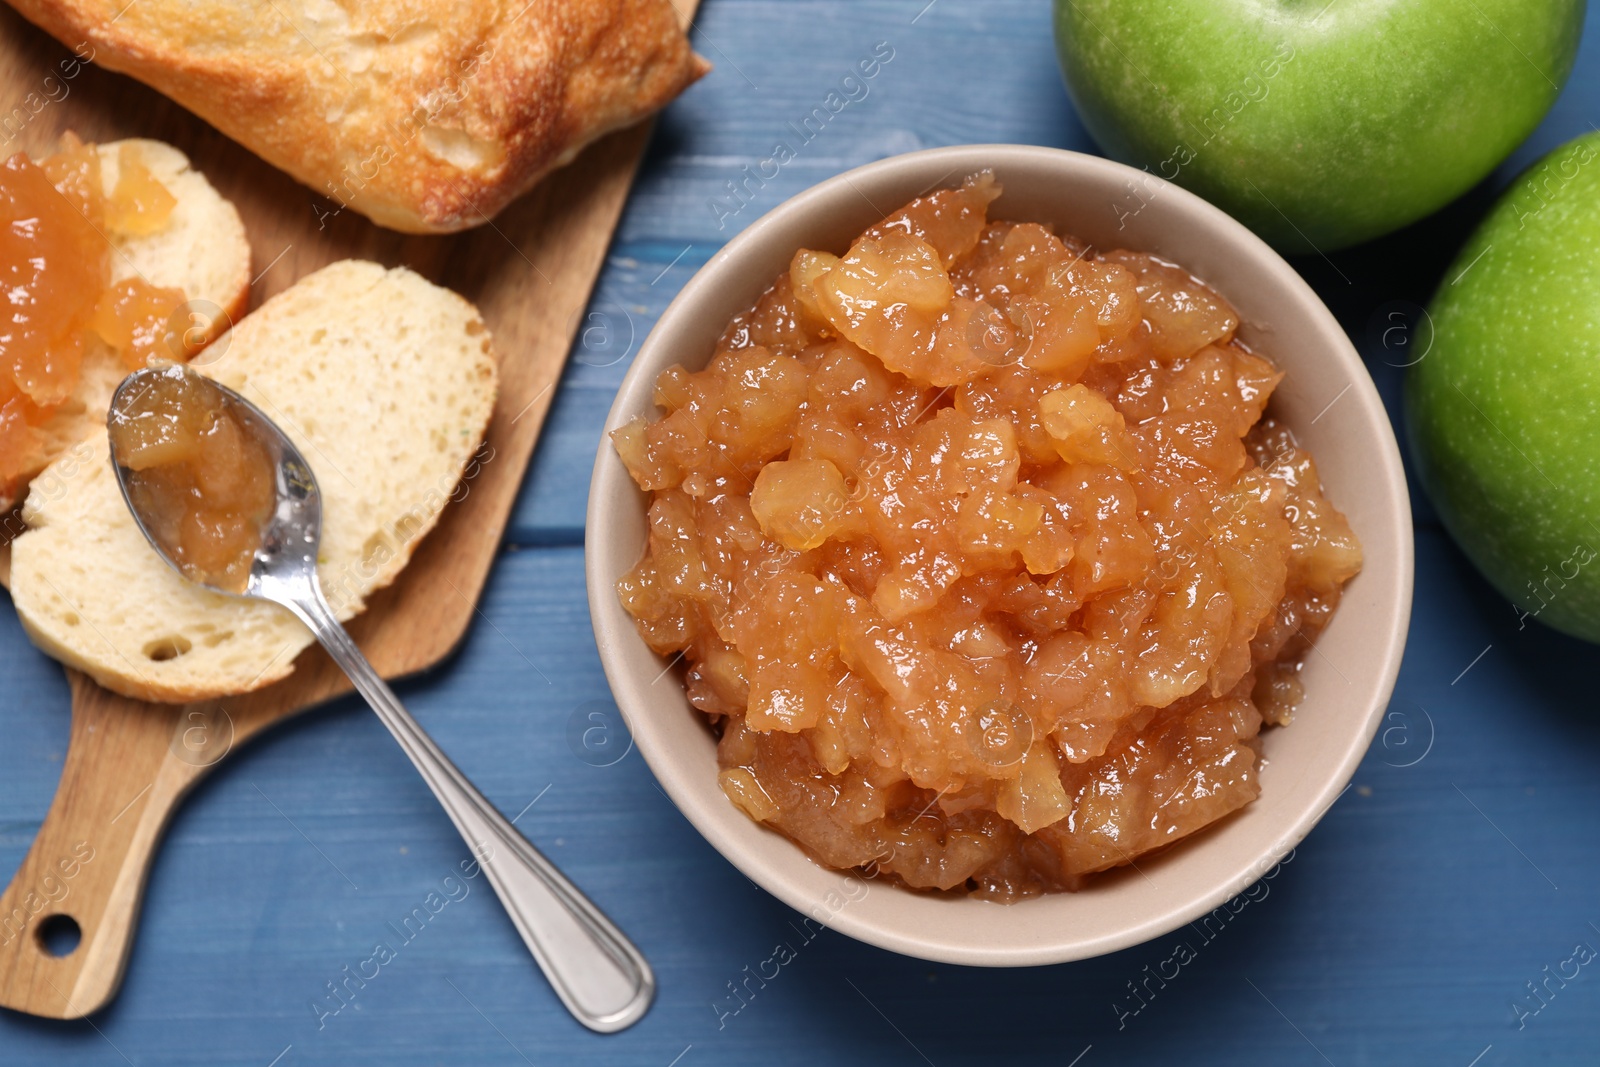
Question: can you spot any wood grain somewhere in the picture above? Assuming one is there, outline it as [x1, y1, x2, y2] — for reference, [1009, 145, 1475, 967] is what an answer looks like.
[0, 0, 698, 1020]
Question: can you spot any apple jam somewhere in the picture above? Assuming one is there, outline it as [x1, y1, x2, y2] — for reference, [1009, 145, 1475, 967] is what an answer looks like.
[614, 173, 1362, 899]
[110, 371, 278, 594]
[1, 136, 188, 494]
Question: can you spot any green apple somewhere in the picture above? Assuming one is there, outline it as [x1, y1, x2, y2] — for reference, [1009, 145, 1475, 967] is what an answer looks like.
[1408, 131, 1600, 641]
[1053, 0, 1583, 252]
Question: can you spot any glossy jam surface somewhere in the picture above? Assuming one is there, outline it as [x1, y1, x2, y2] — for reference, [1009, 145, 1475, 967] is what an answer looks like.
[615, 174, 1363, 899]
[110, 371, 278, 594]
[1, 137, 186, 489]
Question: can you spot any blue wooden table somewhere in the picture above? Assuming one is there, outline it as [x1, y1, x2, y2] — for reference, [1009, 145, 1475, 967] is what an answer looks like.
[5, 2, 1600, 1063]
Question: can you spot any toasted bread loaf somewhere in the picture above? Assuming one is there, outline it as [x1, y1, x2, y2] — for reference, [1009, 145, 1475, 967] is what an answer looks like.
[10, 261, 498, 702]
[3, 138, 250, 511]
[7, 0, 708, 233]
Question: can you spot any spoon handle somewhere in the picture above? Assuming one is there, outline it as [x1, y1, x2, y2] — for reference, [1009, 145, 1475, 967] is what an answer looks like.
[283, 582, 655, 1033]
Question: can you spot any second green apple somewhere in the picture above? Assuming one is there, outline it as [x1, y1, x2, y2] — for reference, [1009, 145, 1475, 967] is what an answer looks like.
[1408, 131, 1600, 643]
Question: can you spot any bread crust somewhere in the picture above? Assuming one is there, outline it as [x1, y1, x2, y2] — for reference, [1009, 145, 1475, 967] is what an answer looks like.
[7, 0, 708, 232]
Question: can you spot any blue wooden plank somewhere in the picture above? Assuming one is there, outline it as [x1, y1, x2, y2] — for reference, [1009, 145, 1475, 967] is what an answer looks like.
[6, 0, 1600, 1063]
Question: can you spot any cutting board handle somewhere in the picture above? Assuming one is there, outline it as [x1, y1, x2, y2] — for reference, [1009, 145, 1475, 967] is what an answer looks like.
[0, 674, 222, 1019]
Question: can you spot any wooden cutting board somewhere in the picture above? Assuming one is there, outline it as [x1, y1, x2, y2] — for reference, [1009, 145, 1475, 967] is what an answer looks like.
[0, 0, 697, 1020]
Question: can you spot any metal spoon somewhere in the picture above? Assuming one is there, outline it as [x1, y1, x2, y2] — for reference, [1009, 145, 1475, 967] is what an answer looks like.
[107, 364, 654, 1033]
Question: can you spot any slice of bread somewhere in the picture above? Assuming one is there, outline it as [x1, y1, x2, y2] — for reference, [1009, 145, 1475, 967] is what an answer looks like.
[8, 260, 498, 703]
[8, 0, 707, 233]
[14, 138, 250, 506]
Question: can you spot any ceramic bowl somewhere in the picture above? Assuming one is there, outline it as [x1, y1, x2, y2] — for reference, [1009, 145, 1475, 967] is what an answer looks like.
[586, 144, 1413, 966]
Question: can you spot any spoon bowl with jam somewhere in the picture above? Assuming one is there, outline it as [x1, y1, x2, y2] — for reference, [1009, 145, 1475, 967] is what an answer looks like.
[107, 363, 655, 1034]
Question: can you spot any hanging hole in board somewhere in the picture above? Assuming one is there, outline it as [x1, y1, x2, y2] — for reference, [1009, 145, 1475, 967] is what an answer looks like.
[36, 914, 82, 958]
